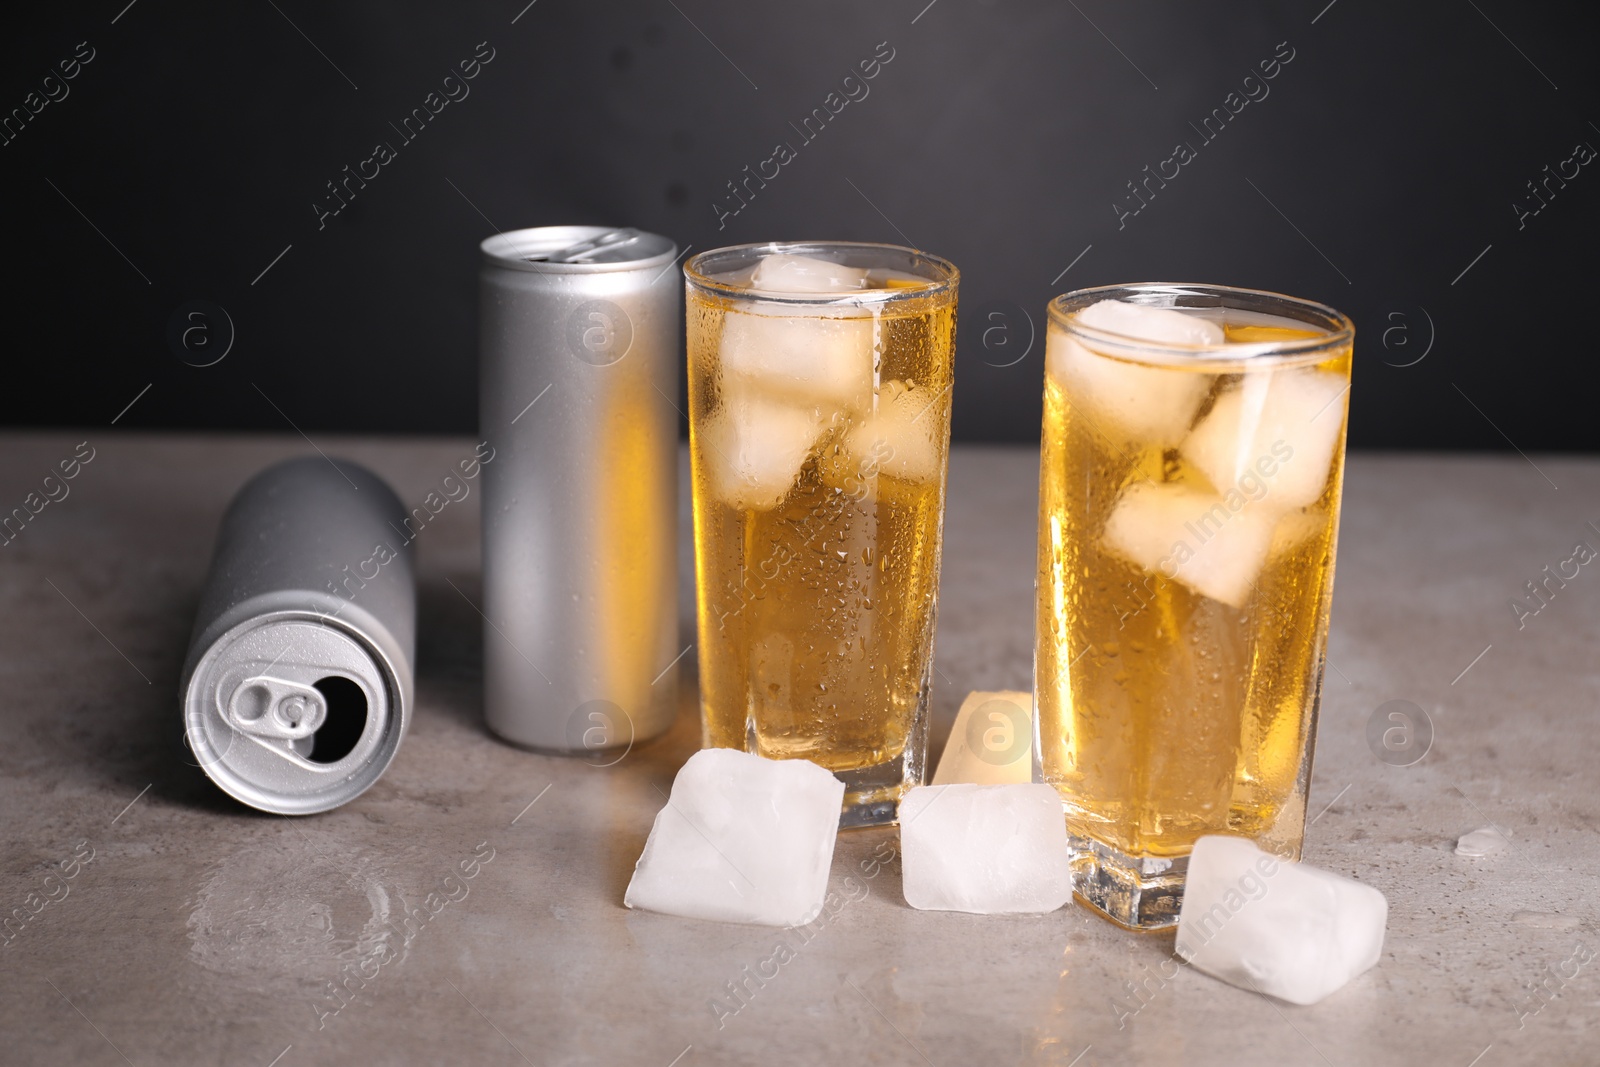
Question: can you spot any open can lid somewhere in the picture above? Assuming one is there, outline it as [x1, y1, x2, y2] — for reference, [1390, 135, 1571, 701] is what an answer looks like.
[480, 225, 677, 273]
[183, 611, 405, 815]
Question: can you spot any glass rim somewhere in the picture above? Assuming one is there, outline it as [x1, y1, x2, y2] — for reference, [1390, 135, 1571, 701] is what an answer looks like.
[684, 240, 959, 306]
[1049, 282, 1354, 369]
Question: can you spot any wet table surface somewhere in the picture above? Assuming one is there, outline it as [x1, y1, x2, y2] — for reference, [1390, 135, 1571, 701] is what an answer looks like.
[1, 432, 1596, 1067]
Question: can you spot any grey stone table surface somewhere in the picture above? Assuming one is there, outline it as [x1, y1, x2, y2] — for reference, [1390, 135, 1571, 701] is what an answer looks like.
[1, 432, 1596, 1067]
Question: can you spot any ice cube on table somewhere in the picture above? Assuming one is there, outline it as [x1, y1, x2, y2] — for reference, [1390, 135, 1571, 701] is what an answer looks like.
[1044, 312, 1217, 446]
[1454, 826, 1510, 857]
[1101, 482, 1277, 609]
[899, 784, 1073, 914]
[843, 379, 946, 485]
[1183, 369, 1348, 510]
[750, 253, 869, 293]
[699, 391, 822, 511]
[720, 304, 875, 410]
[1176, 835, 1387, 1006]
[624, 748, 845, 927]
[932, 690, 1033, 786]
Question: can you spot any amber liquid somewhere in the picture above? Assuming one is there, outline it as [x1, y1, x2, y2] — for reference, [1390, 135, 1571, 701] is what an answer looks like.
[688, 281, 955, 778]
[1036, 320, 1351, 859]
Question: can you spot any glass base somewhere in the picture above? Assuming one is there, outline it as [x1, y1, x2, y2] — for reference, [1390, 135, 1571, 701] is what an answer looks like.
[739, 667, 932, 830]
[838, 774, 907, 829]
[832, 711, 928, 828]
[1069, 835, 1189, 931]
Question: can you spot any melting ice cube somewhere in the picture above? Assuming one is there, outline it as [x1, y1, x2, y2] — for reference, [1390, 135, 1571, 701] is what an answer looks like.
[899, 784, 1073, 914]
[1101, 482, 1277, 609]
[1176, 835, 1388, 1006]
[720, 304, 875, 410]
[624, 748, 845, 927]
[931, 690, 1033, 786]
[1183, 369, 1348, 511]
[1076, 298, 1228, 349]
[1454, 826, 1510, 857]
[1044, 300, 1222, 445]
[699, 390, 822, 510]
[1268, 507, 1328, 557]
[750, 253, 869, 294]
[843, 379, 946, 485]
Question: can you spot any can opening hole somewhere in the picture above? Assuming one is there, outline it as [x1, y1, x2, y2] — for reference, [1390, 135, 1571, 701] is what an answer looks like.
[308, 676, 366, 764]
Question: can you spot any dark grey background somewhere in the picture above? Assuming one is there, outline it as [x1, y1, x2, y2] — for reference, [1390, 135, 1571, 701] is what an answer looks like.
[2, 0, 1595, 448]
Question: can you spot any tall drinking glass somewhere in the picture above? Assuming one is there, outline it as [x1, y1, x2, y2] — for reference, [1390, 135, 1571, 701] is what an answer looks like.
[685, 242, 959, 827]
[1035, 283, 1354, 929]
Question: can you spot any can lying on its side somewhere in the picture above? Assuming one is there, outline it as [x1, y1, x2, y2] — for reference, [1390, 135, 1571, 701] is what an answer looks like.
[479, 225, 681, 754]
[180, 456, 415, 814]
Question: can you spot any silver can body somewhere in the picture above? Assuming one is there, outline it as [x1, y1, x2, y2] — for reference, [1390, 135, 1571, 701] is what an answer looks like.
[180, 457, 415, 814]
[479, 226, 679, 753]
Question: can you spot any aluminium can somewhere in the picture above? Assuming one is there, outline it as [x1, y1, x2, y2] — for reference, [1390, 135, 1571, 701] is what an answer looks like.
[479, 225, 680, 754]
[180, 456, 415, 814]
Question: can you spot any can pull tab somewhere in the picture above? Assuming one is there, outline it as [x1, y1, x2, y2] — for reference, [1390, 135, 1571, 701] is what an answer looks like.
[227, 676, 327, 740]
[539, 228, 642, 264]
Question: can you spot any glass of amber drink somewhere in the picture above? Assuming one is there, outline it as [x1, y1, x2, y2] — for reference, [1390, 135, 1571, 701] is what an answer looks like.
[685, 242, 958, 827]
[1035, 283, 1354, 929]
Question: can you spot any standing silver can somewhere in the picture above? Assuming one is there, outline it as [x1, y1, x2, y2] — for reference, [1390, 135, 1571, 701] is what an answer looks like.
[479, 226, 680, 753]
[181, 457, 415, 814]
